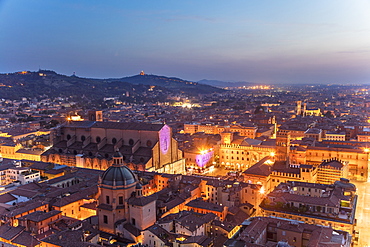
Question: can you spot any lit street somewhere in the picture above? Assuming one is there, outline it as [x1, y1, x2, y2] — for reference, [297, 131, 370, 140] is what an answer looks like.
[353, 181, 370, 246]
[206, 166, 229, 177]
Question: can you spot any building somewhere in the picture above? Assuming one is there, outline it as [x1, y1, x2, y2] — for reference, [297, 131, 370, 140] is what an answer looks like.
[184, 123, 257, 139]
[260, 179, 357, 234]
[97, 152, 155, 242]
[219, 132, 275, 171]
[42, 121, 185, 174]
[325, 131, 346, 141]
[317, 158, 349, 184]
[234, 216, 351, 246]
[305, 145, 370, 181]
[5, 165, 40, 185]
[243, 159, 318, 193]
[183, 147, 215, 173]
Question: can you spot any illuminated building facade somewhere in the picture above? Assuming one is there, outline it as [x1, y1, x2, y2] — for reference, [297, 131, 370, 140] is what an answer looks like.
[317, 158, 349, 184]
[243, 158, 318, 193]
[219, 131, 275, 171]
[305, 146, 369, 181]
[184, 147, 214, 173]
[184, 123, 257, 139]
[41, 121, 185, 174]
[277, 128, 370, 181]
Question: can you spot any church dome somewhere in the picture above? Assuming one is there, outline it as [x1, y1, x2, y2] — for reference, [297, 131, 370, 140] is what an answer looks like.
[100, 151, 137, 186]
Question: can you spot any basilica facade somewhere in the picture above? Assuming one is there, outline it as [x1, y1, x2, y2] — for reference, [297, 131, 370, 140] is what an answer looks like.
[41, 121, 185, 174]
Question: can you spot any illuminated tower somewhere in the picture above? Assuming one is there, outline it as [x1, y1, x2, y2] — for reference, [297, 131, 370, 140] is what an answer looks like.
[221, 130, 233, 145]
[296, 101, 302, 115]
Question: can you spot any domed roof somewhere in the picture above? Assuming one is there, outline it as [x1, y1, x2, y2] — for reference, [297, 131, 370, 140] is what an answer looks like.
[100, 151, 137, 187]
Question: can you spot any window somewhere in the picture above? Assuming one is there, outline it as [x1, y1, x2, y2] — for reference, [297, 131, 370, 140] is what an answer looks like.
[119, 196, 123, 205]
[96, 136, 101, 143]
[81, 135, 86, 141]
[103, 215, 108, 224]
[129, 139, 134, 145]
[112, 138, 117, 144]
[132, 218, 136, 226]
[106, 196, 110, 204]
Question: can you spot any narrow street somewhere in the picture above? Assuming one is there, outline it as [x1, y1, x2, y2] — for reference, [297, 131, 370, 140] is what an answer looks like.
[352, 181, 370, 246]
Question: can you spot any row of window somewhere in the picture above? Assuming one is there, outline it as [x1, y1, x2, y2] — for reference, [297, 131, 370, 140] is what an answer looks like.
[221, 156, 249, 161]
[221, 150, 250, 155]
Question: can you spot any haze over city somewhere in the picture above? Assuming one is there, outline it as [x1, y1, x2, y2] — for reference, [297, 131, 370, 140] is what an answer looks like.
[1, 0, 370, 84]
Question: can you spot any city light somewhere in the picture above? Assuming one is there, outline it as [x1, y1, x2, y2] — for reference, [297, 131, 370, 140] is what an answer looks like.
[182, 103, 192, 108]
[259, 187, 265, 194]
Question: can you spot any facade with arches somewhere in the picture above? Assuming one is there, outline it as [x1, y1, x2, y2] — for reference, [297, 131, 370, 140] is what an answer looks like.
[41, 121, 185, 174]
[219, 132, 275, 171]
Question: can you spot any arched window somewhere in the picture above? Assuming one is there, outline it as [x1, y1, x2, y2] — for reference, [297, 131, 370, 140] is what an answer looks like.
[129, 139, 134, 146]
[66, 134, 71, 140]
[81, 135, 86, 142]
[96, 136, 101, 143]
[112, 138, 117, 144]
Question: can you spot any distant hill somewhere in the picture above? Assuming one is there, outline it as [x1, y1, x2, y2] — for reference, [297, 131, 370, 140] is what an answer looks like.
[111, 74, 224, 95]
[198, 79, 254, 88]
[0, 70, 225, 100]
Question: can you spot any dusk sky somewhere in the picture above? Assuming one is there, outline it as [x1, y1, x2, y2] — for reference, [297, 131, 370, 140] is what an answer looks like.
[1, 0, 370, 84]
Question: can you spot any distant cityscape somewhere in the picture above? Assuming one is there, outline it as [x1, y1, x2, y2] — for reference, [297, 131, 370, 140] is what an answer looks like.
[0, 70, 370, 246]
